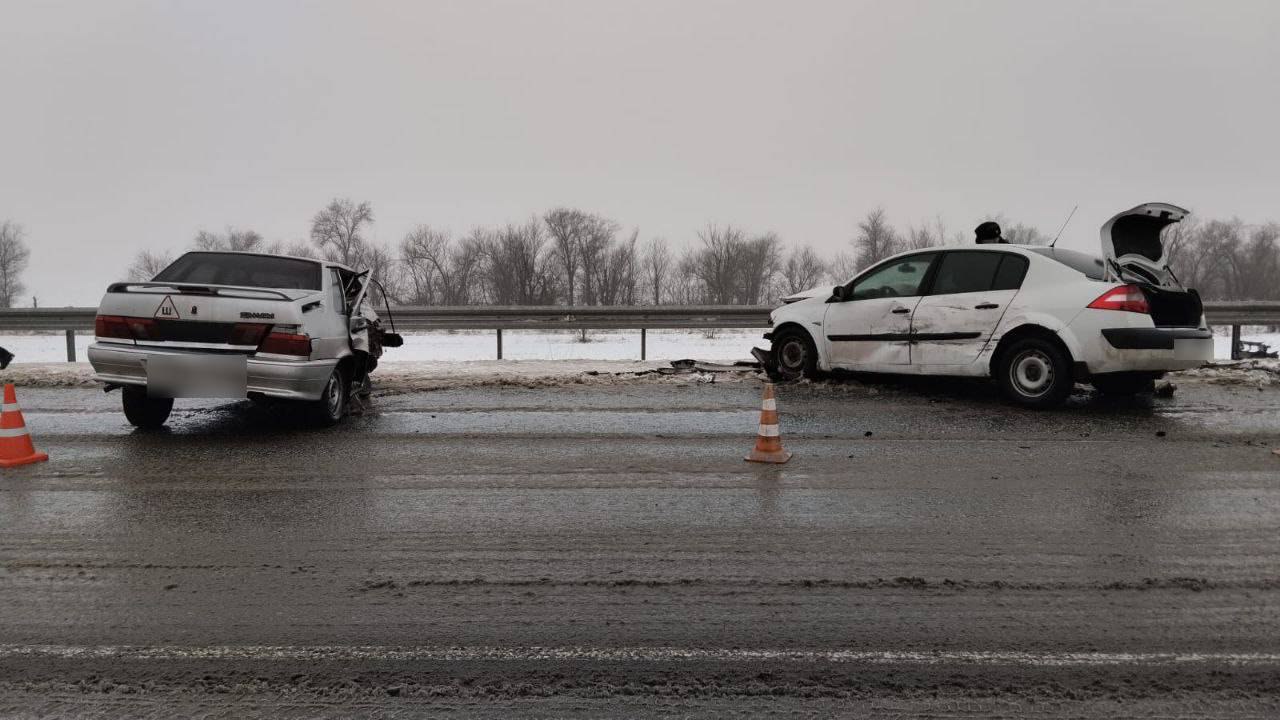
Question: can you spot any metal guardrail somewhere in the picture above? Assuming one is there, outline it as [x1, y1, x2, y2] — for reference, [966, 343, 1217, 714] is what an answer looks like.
[0, 302, 1276, 362]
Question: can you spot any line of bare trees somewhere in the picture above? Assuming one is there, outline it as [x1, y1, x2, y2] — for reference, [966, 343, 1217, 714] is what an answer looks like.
[121, 201, 1280, 305]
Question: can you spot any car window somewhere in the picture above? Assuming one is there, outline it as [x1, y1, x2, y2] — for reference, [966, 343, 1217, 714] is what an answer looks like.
[154, 252, 323, 290]
[992, 255, 1029, 290]
[1026, 247, 1105, 281]
[929, 252, 1005, 295]
[848, 253, 937, 300]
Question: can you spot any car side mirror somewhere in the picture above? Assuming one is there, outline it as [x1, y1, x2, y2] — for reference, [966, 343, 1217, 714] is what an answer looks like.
[829, 285, 848, 302]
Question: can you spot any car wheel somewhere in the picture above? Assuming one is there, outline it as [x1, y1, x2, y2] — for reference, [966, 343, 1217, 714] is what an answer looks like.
[307, 367, 348, 426]
[122, 385, 174, 428]
[997, 337, 1073, 409]
[772, 328, 818, 380]
[1091, 373, 1157, 396]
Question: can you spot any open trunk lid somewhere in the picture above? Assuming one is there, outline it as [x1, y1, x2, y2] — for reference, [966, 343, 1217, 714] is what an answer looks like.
[1100, 202, 1203, 327]
[1100, 202, 1189, 289]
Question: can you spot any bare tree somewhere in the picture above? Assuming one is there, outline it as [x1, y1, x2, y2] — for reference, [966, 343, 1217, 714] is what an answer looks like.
[310, 198, 375, 266]
[853, 208, 900, 270]
[1002, 222, 1048, 245]
[640, 236, 672, 304]
[400, 226, 484, 305]
[0, 221, 31, 308]
[577, 214, 621, 305]
[544, 208, 591, 305]
[780, 245, 827, 294]
[594, 228, 638, 306]
[193, 227, 265, 252]
[480, 219, 557, 305]
[126, 249, 176, 281]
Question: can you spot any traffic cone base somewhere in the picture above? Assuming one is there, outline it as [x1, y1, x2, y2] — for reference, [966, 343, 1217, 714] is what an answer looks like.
[746, 383, 792, 464]
[0, 451, 48, 468]
[0, 383, 48, 468]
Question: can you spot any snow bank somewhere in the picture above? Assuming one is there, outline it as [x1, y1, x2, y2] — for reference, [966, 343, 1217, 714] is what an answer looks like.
[1176, 359, 1280, 387]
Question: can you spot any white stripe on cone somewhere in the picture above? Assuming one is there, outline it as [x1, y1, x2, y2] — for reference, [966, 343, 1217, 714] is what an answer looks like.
[757, 424, 780, 438]
[1, 403, 19, 412]
[761, 398, 777, 411]
[0, 427, 30, 438]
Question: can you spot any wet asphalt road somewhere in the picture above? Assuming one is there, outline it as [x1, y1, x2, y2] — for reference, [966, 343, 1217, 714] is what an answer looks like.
[1, 376, 1279, 717]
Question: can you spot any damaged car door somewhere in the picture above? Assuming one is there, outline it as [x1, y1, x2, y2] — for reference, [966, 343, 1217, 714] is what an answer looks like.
[823, 252, 939, 368]
[909, 250, 1026, 366]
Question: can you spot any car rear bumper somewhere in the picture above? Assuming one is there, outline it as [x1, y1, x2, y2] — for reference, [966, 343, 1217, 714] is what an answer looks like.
[87, 342, 337, 401]
[1101, 327, 1213, 350]
[1085, 327, 1214, 374]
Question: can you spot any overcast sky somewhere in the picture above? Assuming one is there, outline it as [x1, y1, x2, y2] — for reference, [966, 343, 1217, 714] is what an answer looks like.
[2, 0, 1279, 305]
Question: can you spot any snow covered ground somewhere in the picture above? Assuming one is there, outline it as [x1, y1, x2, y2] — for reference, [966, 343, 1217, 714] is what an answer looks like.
[0, 327, 1273, 365]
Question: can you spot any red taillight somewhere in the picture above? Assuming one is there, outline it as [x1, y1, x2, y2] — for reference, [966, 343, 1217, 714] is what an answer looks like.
[94, 315, 156, 340]
[228, 323, 271, 346]
[1087, 285, 1150, 314]
[95, 315, 130, 339]
[258, 332, 311, 357]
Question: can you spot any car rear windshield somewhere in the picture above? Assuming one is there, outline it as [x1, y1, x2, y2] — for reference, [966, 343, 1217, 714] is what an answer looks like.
[1026, 247, 1106, 281]
[153, 253, 323, 290]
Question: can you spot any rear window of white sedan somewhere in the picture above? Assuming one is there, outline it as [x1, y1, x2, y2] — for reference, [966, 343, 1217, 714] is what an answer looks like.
[153, 252, 323, 290]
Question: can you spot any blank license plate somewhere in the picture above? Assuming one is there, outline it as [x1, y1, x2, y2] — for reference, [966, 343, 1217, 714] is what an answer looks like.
[146, 355, 248, 398]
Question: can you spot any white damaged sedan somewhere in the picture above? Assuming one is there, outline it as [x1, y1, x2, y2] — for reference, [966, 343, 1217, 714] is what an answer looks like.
[762, 202, 1213, 408]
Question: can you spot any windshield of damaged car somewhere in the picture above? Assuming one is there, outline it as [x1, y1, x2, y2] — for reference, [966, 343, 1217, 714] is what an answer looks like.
[848, 253, 938, 300]
[153, 252, 323, 290]
[1027, 247, 1106, 281]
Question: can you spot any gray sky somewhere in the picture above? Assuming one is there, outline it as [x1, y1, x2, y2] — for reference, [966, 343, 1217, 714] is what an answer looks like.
[3, 0, 1279, 305]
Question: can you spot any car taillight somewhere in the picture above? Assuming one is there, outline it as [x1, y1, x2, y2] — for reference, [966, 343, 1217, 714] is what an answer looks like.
[258, 331, 311, 357]
[1087, 285, 1150, 314]
[94, 315, 157, 340]
[95, 315, 131, 339]
[228, 323, 271, 346]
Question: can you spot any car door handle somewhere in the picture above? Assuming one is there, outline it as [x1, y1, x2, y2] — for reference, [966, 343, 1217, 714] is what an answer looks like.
[974, 303, 999, 310]
[891, 308, 911, 314]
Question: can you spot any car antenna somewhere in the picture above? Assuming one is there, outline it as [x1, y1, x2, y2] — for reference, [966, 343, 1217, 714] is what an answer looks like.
[1049, 205, 1078, 248]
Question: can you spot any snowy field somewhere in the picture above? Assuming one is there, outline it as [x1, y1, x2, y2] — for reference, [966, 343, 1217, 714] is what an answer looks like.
[0, 327, 1274, 365]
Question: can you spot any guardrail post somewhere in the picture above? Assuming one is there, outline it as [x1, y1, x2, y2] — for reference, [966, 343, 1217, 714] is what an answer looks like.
[1231, 324, 1241, 361]
[496, 329, 503, 360]
[640, 328, 646, 361]
[65, 329, 76, 362]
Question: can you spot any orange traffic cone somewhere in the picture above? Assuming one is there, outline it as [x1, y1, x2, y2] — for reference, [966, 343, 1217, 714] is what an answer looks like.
[745, 383, 791, 464]
[0, 384, 48, 468]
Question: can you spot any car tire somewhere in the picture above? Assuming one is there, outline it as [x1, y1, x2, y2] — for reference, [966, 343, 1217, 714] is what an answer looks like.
[306, 367, 348, 427]
[1091, 373, 1157, 396]
[772, 328, 819, 380]
[997, 336, 1073, 409]
[122, 385, 174, 428]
